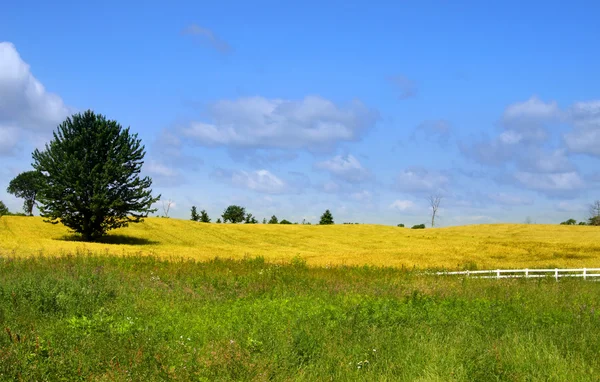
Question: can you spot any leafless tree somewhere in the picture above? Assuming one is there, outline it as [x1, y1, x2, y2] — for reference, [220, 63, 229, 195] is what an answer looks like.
[162, 199, 174, 218]
[589, 200, 600, 225]
[428, 194, 442, 227]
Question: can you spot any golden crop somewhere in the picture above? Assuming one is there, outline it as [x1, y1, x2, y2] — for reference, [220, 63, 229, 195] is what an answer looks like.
[1, 216, 599, 269]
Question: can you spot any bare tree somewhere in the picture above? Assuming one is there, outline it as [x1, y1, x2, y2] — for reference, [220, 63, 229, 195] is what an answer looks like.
[589, 200, 600, 225]
[428, 194, 442, 227]
[162, 199, 174, 218]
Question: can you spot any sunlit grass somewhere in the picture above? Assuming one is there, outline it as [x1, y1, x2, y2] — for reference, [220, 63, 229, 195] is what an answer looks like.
[1, 216, 600, 269]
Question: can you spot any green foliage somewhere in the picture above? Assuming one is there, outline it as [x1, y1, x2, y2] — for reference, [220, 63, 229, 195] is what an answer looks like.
[216, 218, 222, 224]
[280, 219, 292, 224]
[268, 215, 278, 224]
[397, 223, 405, 227]
[411, 224, 426, 229]
[0, 200, 9, 217]
[6, 170, 45, 216]
[32, 111, 160, 241]
[560, 219, 577, 225]
[244, 213, 258, 224]
[589, 216, 600, 226]
[319, 209, 334, 225]
[3, 255, 600, 380]
[190, 206, 200, 222]
[200, 209, 211, 223]
[262, 218, 267, 224]
[579, 221, 588, 225]
[222, 205, 246, 223]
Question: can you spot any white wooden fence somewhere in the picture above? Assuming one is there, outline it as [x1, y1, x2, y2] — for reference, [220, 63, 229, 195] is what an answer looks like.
[435, 268, 600, 280]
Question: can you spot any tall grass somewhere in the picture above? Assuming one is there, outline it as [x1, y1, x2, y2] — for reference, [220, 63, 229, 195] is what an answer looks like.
[1, 254, 600, 380]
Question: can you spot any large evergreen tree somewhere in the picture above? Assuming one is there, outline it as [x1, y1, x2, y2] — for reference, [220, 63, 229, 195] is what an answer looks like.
[319, 209, 334, 225]
[32, 110, 160, 241]
[6, 171, 45, 216]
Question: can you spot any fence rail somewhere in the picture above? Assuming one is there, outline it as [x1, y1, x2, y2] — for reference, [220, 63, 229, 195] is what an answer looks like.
[435, 268, 600, 280]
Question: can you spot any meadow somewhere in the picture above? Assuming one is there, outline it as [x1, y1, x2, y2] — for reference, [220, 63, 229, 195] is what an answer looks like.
[2, 255, 600, 381]
[2, 216, 600, 269]
[3, 217, 600, 380]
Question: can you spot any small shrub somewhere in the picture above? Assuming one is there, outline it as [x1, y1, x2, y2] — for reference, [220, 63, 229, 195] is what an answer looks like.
[411, 224, 425, 229]
[397, 224, 405, 228]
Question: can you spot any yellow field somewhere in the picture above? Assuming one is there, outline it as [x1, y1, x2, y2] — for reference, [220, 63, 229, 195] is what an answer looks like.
[1, 216, 599, 269]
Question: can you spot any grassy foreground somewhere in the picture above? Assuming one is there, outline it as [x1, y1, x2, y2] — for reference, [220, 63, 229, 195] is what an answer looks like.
[1, 255, 600, 381]
[2, 216, 600, 269]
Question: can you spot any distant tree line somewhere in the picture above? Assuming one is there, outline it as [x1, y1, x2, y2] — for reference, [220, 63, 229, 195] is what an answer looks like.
[188, 206, 335, 225]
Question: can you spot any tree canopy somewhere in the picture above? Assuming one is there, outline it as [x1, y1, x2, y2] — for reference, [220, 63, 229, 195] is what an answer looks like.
[32, 110, 160, 241]
[268, 215, 278, 224]
[319, 210, 334, 225]
[6, 171, 45, 216]
[222, 205, 246, 223]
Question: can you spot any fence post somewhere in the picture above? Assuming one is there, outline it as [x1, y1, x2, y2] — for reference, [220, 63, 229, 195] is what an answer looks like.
[525, 268, 529, 278]
[496, 269, 500, 279]
[584, 268, 587, 280]
[555, 268, 558, 281]
[467, 270, 470, 277]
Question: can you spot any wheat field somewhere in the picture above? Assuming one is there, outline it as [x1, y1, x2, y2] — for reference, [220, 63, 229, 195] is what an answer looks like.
[1, 216, 599, 269]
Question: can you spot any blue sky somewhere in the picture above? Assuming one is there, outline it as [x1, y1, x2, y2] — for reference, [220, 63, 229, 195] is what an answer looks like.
[2, 1, 600, 226]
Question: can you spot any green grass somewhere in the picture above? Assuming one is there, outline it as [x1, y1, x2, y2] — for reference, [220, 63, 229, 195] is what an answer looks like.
[1, 254, 600, 380]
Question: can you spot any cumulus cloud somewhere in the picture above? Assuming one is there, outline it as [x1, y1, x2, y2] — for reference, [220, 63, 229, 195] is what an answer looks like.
[461, 97, 563, 166]
[182, 96, 378, 151]
[350, 190, 372, 202]
[514, 171, 585, 193]
[389, 199, 417, 212]
[395, 167, 449, 193]
[182, 24, 232, 54]
[488, 192, 533, 206]
[518, 148, 573, 173]
[564, 100, 600, 156]
[0, 42, 70, 155]
[387, 75, 417, 99]
[556, 201, 585, 212]
[212, 168, 289, 194]
[314, 154, 370, 183]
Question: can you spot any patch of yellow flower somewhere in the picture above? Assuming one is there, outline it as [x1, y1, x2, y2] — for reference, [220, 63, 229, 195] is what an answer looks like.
[1, 216, 599, 270]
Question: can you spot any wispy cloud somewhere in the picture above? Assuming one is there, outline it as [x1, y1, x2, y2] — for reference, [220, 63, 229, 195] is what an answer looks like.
[387, 75, 417, 100]
[182, 24, 232, 54]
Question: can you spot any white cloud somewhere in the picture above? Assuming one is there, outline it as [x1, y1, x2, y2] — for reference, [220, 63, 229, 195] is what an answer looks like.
[396, 167, 449, 193]
[489, 192, 533, 206]
[323, 181, 340, 193]
[182, 96, 378, 151]
[146, 160, 178, 178]
[213, 168, 288, 194]
[564, 100, 600, 156]
[389, 199, 416, 211]
[182, 24, 232, 54]
[315, 154, 370, 182]
[0, 42, 70, 156]
[350, 190, 372, 202]
[519, 149, 573, 173]
[556, 201, 585, 212]
[514, 171, 585, 192]
[502, 96, 561, 126]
